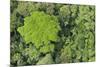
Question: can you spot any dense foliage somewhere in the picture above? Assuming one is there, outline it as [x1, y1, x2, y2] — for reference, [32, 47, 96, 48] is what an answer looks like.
[10, 0, 95, 66]
[17, 11, 60, 48]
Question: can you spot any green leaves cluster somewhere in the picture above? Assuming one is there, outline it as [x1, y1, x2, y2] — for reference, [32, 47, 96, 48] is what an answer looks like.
[16, 11, 60, 63]
[37, 54, 54, 65]
[17, 11, 60, 48]
[60, 5, 95, 63]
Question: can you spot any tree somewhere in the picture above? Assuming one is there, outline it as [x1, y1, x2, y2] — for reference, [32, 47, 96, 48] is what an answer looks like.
[37, 54, 54, 65]
[59, 5, 71, 22]
[17, 11, 60, 64]
[17, 11, 60, 49]
[17, 1, 37, 17]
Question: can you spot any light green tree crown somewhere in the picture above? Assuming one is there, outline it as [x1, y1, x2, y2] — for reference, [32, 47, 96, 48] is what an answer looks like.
[17, 11, 60, 48]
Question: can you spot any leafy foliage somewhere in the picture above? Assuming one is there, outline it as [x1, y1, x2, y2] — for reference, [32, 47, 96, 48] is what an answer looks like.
[17, 11, 60, 48]
[10, 1, 95, 66]
[37, 54, 54, 65]
[17, 1, 37, 17]
[59, 5, 95, 63]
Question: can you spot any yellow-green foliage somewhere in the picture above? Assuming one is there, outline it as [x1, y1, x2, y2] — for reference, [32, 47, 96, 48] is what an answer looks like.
[17, 11, 60, 48]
